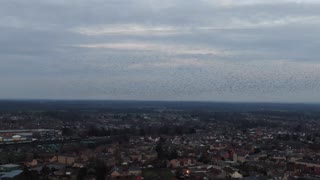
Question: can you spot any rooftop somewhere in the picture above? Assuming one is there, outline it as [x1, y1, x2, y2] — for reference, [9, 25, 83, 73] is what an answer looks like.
[1, 170, 23, 178]
[0, 164, 20, 168]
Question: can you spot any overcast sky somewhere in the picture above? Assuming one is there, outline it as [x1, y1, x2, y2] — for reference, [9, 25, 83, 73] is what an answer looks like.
[1, 0, 320, 102]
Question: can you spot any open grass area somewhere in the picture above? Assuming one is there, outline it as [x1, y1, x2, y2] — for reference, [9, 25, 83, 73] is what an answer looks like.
[142, 168, 175, 180]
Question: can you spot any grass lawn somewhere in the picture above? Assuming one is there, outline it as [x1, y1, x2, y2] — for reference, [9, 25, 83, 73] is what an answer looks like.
[142, 168, 175, 180]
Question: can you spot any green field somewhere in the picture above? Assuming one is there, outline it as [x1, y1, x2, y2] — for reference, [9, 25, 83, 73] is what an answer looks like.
[142, 169, 175, 180]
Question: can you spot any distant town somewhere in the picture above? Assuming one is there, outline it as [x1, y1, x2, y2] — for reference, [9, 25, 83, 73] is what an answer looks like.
[0, 101, 320, 180]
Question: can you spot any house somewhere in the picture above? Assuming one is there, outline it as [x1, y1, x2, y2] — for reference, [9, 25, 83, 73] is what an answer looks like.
[50, 156, 58, 162]
[288, 155, 302, 162]
[233, 152, 248, 163]
[179, 158, 194, 167]
[110, 166, 127, 177]
[295, 160, 320, 168]
[130, 153, 142, 162]
[223, 167, 243, 179]
[168, 158, 194, 168]
[111, 169, 121, 177]
[231, 171, 243, 179]
[168, 159, 180, 168]
[219, 150, 231, 160]
[143, 151, 158, 161]
[30, 163, 66, 174]
[73, 160, 86, 168]
[25, 159, 40, 167]
[210, 144, 228, 150]
[57, 155, 76, 165]
[128, 167, 142, 176]
[270, 152, 286, 161]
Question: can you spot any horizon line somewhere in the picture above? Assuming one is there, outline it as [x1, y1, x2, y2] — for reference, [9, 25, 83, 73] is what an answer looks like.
[0, 98, 319, 105]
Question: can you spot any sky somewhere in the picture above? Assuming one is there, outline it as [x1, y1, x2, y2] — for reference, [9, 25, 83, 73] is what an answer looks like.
[0, 0, 320, 102]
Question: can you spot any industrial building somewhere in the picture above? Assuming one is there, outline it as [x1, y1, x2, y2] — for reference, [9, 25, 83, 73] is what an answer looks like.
[0, 129, 62, 143]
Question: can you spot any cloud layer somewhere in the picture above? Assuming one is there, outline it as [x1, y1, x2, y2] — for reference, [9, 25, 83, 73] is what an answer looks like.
[1, 0, 320, 102]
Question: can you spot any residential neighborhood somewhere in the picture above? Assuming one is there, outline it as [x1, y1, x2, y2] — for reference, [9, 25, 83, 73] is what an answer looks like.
[0, 103, 320, 179]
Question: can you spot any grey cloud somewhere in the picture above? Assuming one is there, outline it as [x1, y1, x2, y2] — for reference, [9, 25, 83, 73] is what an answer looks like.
[0, 0, 320, 101]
